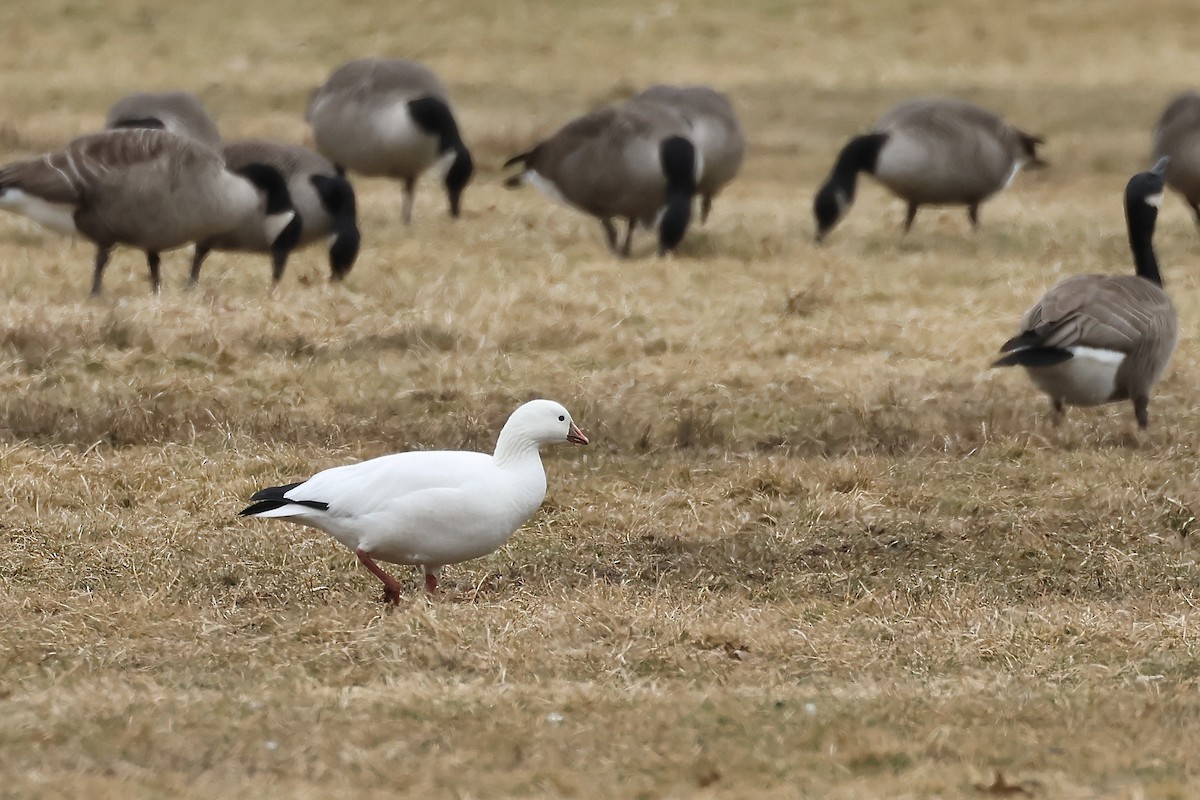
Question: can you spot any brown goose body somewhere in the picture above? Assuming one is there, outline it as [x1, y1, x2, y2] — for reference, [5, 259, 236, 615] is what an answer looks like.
[1152, 91, 1200, 221]
[629, 84, 745, 221]
[503, 102, 700, 256]
[104, 90, 221, 148]
[993, 161, 1176, 429]
[191, 139, 360, 286]
[307, 58, 473, 222]
[814, 98, 1043, 241]
[0, 128, 293, 295]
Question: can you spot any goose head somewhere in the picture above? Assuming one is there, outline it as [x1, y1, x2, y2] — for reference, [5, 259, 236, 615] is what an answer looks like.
[812, 183, 849, 243]
[444, 147, 474, 218]
[498, 399, 589, 453]
[1125, 156, 1168, 285]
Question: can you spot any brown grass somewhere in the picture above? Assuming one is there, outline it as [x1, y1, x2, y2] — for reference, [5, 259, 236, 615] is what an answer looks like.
[3, 0, 1200, 797]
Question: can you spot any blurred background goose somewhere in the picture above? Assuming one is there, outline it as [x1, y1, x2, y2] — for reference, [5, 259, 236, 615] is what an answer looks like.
[503, 101, 700, 257]
[0, 128, 293, 295]
[190, 140, 360, 287]
[629, 84, 745, 223]
[813, 97, 1044, 242]
[1151, 91, 1200, 225]
[992, 159, 1176, 430]
[307, 58, 474, 223]
[104, 93, 359, 288]
[104, 90, 222, 148]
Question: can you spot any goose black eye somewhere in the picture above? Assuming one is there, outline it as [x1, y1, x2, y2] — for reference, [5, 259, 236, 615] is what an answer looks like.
[558, 415, 565, 421]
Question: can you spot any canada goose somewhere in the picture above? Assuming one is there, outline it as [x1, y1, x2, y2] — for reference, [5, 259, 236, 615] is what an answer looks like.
[189, 139, 360, 287]
[0, 128, 294, 295]
[104, 90, 222, 148]
[629, 84, 745, 223]
[503, 101, 700, 257]
[992, 159, 1176, 430]
[1152, 91, 1200, 224]
[306, 58, 474, 223]
[813, 98, 1044, 242]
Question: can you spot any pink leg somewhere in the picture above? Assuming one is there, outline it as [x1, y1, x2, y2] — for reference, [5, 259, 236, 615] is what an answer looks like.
[424, 571, 439, 595]
[355, 549, 405, 604]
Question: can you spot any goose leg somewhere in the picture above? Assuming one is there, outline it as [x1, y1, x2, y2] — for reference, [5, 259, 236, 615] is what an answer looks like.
[270, 243, 290, 285]
[423, 569, 439, 595]
[620, 217, 635, 258]
[700, 194, 713, 225]
[355, 548, 405, 604]
[401, 178, 416, 224]
[601, 218, 620, 254]
[90, 247, 111, 297]
[1133, 396, 1150, 430]
[187, 245, 210, 290]
[968, 204, 980, 230]
[903, 202, 919, 233]
[1051, 398, 1066, 427]
[146, 251, 161, 294]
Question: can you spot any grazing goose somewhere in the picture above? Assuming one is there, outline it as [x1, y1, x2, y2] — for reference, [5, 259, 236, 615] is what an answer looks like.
[1152, 91, 1200, 224]
[503, 101, 701, 256]
[629, 84, 745, 223]
[0, 128, 294, 295]
[306, 58, 474, 223]
[239, 399, 588, 601]
[104, 90, 222, 148]
[813, 98, 1044, 242]
[189, 139, 360, 287]
[992, 159, 1176, 429]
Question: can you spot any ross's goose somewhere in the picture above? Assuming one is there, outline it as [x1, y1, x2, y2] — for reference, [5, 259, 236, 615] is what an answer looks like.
[239, 399, 588, 601]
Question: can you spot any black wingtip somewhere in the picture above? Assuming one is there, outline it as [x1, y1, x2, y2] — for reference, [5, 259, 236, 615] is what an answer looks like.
[239, 499, 288, 516]
[249, 481, 303, 502]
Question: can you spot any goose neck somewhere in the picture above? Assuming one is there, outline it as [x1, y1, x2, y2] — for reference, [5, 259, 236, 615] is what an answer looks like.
[492, 429, 542, 469]
[1127, 209, 1162, 286]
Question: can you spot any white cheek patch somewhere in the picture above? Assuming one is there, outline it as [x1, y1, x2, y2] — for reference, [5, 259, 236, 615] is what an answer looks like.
[263, 210, 296, 243]
[1145, 191, 1164, 208]
[0, 189, 79, 235]
[433, 149, 456, 181]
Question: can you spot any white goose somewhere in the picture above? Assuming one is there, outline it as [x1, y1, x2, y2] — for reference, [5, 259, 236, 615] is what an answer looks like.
[239, 400, 588, 601]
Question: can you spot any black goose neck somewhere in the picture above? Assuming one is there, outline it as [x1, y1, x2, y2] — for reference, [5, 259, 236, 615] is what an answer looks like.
[408, 96, 465, 154]
[835, 132, 888, 181]
[1126, 204, 1162, 285]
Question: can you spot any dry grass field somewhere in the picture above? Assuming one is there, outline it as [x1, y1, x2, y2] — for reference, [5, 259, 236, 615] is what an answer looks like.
[4, 0, 1200, 796]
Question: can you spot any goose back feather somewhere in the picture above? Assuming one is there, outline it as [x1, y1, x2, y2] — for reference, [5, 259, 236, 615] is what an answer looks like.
[105, 90, 221, 148]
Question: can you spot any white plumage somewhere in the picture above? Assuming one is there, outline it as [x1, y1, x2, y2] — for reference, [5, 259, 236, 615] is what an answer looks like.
[239, 399, 588, 601]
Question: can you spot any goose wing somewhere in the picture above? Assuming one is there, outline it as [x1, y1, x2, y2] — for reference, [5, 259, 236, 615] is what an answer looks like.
[270, 449, 496, 517]
[1002, 274, 1174, 354]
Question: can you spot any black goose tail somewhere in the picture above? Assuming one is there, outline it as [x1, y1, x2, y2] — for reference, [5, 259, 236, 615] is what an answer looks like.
[502, 150, 533, 188]
[239, 482, 329, 516]
[109, 116, 168, 131]
[1018, 131, 1047, 168]
[992, 344, 1073, 368]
